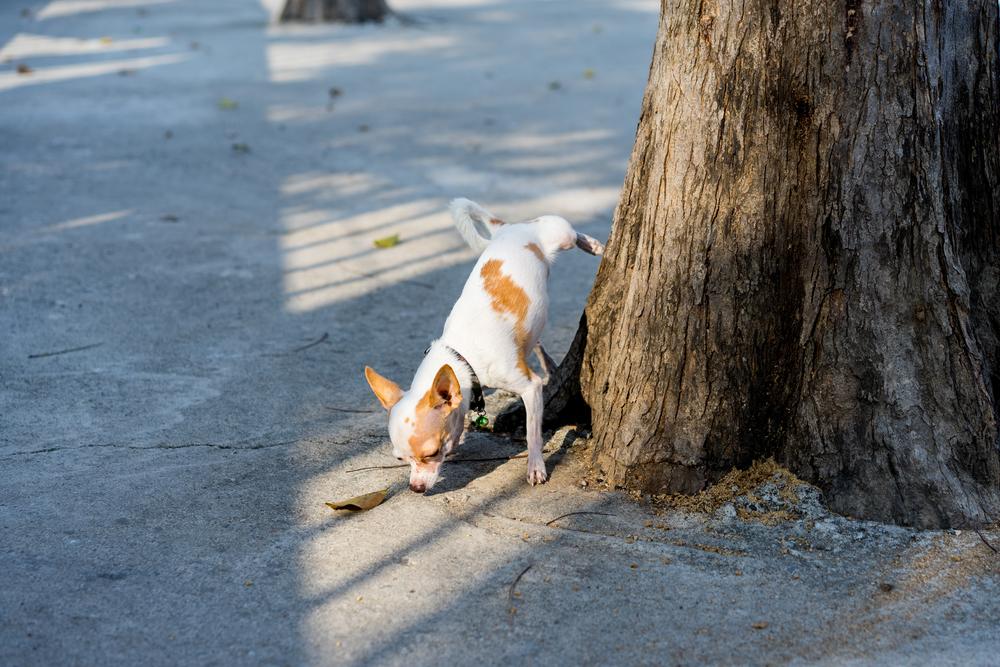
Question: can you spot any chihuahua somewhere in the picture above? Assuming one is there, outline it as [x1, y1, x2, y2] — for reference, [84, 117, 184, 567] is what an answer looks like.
[364, 198, 604, 493]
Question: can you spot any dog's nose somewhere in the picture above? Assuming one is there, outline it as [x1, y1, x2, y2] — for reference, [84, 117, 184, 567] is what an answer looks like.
[409, 482, 426, 493]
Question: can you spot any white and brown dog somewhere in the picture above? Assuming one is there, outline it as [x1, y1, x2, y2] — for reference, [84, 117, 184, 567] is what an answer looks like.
[364, 199, 604, 493]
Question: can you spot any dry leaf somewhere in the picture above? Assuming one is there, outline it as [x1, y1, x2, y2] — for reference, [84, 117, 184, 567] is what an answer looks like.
[752, 621, 769, 630]
[217, 97, 238, 110]
[373, 234, 400, 249]
[326, 488, 389, 511]
[583, 68, 596, 80]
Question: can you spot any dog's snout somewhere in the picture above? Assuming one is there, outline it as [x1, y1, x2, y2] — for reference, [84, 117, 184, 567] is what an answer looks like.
[409, 481, 426, 493]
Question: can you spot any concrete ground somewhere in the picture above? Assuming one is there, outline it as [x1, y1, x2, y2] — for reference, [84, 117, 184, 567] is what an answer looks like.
[1, 0, 998, 665]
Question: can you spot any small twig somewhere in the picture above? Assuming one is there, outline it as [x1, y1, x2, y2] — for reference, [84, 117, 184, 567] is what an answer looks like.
[545, 511, 613, 527]
[346, 463, 409, 472]
[508, 564, 532, 602]
[28, 342, 103, 359]
[325, 406, 375, 414]
[976, 529, 998, 554]
[449, 453, 527, 464]
[345, 453, 526, 473]
[290, 332, 329, 353]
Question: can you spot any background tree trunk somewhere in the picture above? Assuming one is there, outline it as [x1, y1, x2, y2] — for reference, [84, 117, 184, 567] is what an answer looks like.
[571, 0, 1000, 528]
[280, 0, 390, 23]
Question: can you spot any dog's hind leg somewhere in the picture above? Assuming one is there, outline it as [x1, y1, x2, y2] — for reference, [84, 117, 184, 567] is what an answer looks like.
[533, 344, 557, 384]
[520, 373, 547, 485]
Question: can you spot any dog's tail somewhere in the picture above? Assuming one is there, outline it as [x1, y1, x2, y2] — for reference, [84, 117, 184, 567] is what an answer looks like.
[449, 198, 506, 253]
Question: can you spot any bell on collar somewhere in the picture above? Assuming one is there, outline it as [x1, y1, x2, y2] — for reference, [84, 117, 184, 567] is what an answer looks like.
[475, 414, 489, 428]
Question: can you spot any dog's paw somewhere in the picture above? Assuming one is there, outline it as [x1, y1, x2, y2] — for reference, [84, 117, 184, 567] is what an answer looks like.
[575, 233, 604, 256]
[527, 459, 548, 485]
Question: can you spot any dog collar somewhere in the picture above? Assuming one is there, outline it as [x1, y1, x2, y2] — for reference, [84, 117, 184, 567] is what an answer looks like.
[425, 343, 487, 424]
[444, 346, 486, 415]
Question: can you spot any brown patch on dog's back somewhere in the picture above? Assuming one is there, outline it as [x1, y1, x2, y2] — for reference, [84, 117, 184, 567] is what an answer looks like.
[525, 242, 546, 263]
[480, 259, 534, 379]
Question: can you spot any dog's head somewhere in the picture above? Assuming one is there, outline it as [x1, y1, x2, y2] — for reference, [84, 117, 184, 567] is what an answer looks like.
[364, 364, 464, 493]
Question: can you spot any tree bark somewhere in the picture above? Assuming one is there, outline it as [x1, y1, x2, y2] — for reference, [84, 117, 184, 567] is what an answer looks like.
[574, 0, 1000, 528]
[279, 0, 390, 23]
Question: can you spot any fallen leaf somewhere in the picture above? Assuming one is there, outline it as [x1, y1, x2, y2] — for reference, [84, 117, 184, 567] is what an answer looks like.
[100, 36, 113, 44]
[160, 214, 180, 222]
[217, 97, 238, 110]
[231, 142, 250, 153]
[329, 87, 343, 98]
[16, 63, 32, 75]
[583, 68, 596, 80]
[548, 80, 562, 90]
[373, 234, 400, 249]
[326, 488, 389, 511]
[752, 621, 769, 630]
[358, 124, 370, 132]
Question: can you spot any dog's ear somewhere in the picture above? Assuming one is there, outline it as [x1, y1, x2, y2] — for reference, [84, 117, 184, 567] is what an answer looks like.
[365, 366, 403, 410]
[431, 364, 462, 410]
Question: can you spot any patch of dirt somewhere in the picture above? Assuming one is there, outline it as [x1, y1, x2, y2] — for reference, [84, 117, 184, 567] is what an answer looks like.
[653, 458, 826, 524]
[891, 530, 1000, 602]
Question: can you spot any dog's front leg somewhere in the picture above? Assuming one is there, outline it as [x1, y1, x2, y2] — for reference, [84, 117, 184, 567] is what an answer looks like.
[522, 374, 547, 485]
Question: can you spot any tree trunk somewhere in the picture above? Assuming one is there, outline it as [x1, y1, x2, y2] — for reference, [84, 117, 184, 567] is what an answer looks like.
[279, 0, 390, 23]
[573, 0, 1000, 528]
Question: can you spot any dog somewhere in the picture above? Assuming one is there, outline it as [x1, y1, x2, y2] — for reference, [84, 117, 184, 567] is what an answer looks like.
[364, 198, 604, 493]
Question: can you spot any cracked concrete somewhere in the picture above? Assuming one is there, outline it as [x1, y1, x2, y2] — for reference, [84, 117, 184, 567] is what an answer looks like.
[2, 0, 999, 665]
